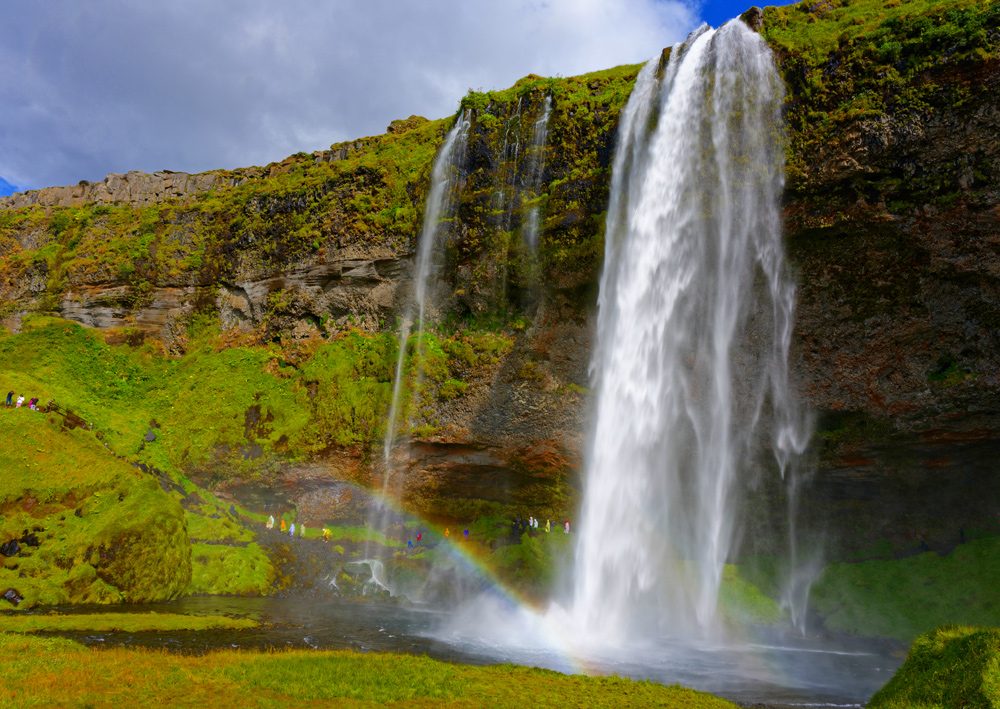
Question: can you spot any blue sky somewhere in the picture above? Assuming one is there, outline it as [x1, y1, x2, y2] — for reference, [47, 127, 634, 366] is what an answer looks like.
[0, 0, 793, 197]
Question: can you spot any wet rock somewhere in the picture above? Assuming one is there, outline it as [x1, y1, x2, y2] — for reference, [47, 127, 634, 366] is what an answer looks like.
[0, 540, 20, 557]
[18, 532, 39, 548]
[2, 588, 23, 606]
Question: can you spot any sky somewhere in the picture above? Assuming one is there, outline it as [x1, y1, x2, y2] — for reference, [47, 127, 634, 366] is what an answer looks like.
[0, 0, 780, 196]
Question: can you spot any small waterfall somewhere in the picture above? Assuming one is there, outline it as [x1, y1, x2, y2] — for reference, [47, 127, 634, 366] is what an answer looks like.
[494, 97, 523, 231]
[381, 112, 471, 479]
[571, 21, 810, 642]
[345, 559, 392, 596]
[522, 94, 552, 254]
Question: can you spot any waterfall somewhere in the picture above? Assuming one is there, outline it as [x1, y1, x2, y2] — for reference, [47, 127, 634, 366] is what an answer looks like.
[522, 94, 552, 253]
[381, 111, 471, 488]
[571, 21, 810, 642]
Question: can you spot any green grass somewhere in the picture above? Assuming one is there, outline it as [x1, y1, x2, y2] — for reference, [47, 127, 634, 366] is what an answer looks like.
[187, 543, 276, 596]
[761, 0, 992, 64]
[0, 411, 190, 607]
[868, 624, 1000, 708]
[0, 612, 257, 633]
[0, 632, 738, 708]
[809, 537, 1000, 641]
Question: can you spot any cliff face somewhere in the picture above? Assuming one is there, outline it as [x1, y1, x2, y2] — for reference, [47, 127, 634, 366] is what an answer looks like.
[0, 0, 998, 557]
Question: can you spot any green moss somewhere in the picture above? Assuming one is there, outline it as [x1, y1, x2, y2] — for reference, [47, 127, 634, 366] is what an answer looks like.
[868, 624, 1000, 708]
[0, 413, 190, 608]
[762, 0, 1000, 206]
[187, 543, 275, 595]
[809, 537, 1000, 641]
[717, 565, 784, 627]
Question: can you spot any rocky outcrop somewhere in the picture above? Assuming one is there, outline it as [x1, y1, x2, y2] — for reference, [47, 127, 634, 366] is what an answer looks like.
[0, 170, 248, 209]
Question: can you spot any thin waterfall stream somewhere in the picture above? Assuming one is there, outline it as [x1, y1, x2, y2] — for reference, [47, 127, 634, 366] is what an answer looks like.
[381, 112, 471, 486]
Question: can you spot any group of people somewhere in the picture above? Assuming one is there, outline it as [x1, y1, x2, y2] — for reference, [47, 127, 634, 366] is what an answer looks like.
[266, 514, 335, 542]
[262, 511, 568, 551]
[512, 514, 569, 539]
[5, 391, 54, 411]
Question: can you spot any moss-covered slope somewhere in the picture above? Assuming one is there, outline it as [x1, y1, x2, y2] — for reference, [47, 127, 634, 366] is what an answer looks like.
[0, 411, 190, 606]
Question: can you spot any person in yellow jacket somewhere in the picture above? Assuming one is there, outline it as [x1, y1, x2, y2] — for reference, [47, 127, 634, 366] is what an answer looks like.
[444, 528, 450, 538]
[545, 519, 551, 533]
[280, 519, 287, 532]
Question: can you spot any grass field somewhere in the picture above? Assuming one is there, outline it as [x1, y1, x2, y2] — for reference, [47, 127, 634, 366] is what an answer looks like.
[0, 632, 736, 708]
[0, 611, 257, 633]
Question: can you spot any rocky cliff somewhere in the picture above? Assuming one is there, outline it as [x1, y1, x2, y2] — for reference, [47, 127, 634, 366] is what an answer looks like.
[1, 0, 998, 560]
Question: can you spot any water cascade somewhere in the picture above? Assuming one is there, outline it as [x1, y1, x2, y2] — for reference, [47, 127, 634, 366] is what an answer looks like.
[571, 21, 810, 642]
[521, 94, 553, 254]
[381, 112, 471, 479]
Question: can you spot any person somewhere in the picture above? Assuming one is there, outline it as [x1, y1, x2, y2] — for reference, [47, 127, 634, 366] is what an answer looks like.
[46, 399, 55, 413]
[545, 519, 551, 533]
[15, 395, 24, 408]
[280, 519, 287, 532]
[564, 520, 570, 534]
[323, 527, 331, 542]
[5, 391, 13, 407]
[416, 532, 422, 543]
[463, 527, 469, 541]
[266, 515, 274, 530]
[28, 397, 37, 411]
[408, 540, 414, 550]
[301, 523, 306, 537]
[529, 516, 534, 528]
[444, 528, 450, 538]
[533, 517, 538, 530]
[290, 522, 296, 537]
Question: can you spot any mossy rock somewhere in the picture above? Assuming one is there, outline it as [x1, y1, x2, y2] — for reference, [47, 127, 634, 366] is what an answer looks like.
[0, 413, 191, 607]
[868, 624, 1000, 708]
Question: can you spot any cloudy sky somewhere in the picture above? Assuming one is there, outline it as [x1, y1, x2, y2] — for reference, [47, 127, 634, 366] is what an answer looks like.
[0, 0, 781, 195]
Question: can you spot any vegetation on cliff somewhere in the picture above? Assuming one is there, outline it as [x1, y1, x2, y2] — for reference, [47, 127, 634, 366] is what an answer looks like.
[809, 536, 1000, 641]
[761, 0, 1000, 218]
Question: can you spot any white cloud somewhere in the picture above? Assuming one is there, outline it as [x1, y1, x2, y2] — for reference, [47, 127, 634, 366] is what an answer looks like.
[0, 0, 697, 190]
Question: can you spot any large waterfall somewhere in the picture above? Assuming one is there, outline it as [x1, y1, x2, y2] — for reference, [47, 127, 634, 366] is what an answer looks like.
[571, 21, 809, 641]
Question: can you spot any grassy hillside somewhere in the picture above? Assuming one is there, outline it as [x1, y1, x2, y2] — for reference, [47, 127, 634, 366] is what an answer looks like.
[0, 411, 190, 606]
[0, 315, 520, 482]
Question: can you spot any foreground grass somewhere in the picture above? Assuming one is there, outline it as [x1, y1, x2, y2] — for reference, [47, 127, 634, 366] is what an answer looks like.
[0, 633, 736, 708]
[867, 624, 1000, 708]
[0, 612, 257, 633]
